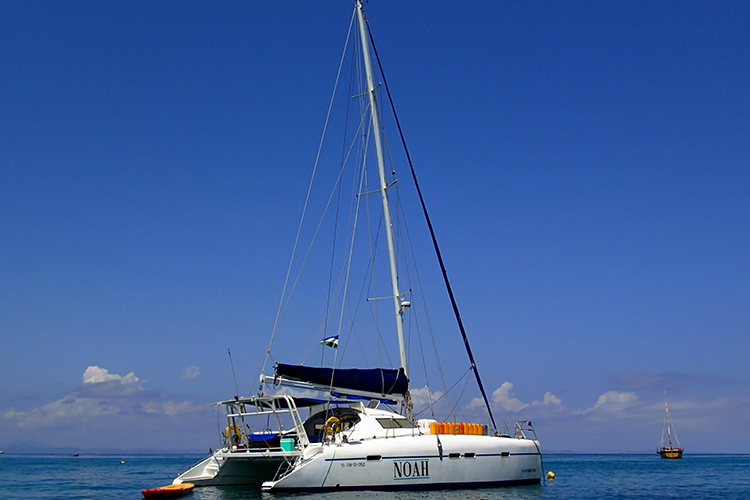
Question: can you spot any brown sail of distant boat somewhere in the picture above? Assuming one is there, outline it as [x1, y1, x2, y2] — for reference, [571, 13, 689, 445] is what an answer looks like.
[657, 395, 683, 459]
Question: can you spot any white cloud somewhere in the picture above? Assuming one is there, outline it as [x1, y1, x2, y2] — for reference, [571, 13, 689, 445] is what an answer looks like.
[2, 366, 208, 431]
[1, 408, 25, 420]
[410, 386, 451, 419]
[182, 366, 200, 379]
[467, 383, 558, 414]
[0, 366, 221, 451]
[269, 386, 320, 400]
[491, 382, 530, 412]
[83, 366, 140, 385]
[532, 391, 562, 407]
[466, 397, 484, 410]
[576, 390, 638, 415]
[142, 400, 207, 416]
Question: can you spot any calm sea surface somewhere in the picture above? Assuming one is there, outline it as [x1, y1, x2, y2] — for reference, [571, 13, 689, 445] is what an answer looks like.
[1, 454, 748, 500]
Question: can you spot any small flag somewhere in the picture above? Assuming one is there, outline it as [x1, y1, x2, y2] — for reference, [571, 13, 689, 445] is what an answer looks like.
[320, 335, 339, 349]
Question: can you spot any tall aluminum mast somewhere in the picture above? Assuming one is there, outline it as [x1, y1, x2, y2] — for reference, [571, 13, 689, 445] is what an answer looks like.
[355, 0, 411, 418]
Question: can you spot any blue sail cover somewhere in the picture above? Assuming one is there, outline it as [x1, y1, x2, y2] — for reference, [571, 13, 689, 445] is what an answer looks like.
[275, 363, 408, 396]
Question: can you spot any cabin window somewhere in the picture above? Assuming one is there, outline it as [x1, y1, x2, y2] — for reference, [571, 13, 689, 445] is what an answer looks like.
[501, 451, 511, 457]
[448, 453, 461, 459]
[304, 408, 362, 441]
[376, 418, 418, 429]
[464, 453, 476, 458]
[367, 455, 382, 461]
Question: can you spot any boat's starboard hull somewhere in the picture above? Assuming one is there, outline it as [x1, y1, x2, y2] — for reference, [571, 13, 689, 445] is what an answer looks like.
[262, 434, 542, 492]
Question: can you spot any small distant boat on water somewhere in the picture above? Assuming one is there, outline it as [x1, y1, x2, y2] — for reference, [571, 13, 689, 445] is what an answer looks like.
[657, 395, 683, 459]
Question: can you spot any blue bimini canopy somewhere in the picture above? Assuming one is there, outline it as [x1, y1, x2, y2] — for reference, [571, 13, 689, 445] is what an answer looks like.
[275, 363, 408, 396]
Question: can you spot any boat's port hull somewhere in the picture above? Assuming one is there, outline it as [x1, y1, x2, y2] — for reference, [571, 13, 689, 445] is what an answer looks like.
[174, 450, 300, 485]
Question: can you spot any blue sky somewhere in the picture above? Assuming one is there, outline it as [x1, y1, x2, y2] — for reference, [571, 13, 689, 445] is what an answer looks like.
[1, 1, 749, 453]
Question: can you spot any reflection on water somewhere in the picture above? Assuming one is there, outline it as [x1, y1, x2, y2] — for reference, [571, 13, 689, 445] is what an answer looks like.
[191, 484, 544, 500]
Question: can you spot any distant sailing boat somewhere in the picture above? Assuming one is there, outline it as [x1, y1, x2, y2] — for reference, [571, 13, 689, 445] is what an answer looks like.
[657, 395, 683, 459]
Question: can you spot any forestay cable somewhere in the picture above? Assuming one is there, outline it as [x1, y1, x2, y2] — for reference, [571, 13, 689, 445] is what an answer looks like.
[254, 8, 357, 392]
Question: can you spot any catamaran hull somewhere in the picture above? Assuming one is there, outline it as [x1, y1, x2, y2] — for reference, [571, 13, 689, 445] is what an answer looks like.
[174, 451, 296, 485]
[262, 435, 542, 492]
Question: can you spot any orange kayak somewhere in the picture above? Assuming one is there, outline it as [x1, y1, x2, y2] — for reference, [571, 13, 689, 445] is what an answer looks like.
[141, 483, 194, 499]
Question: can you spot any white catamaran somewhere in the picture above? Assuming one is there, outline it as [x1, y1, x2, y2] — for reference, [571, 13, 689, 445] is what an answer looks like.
[174, 0, 542, 491]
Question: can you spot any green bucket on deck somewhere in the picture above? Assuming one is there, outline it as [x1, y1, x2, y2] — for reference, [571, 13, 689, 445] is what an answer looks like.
[280, 438, 294, 452]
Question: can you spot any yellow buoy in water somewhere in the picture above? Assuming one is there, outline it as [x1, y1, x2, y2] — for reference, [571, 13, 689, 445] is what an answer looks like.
[546, 471, 555, 480]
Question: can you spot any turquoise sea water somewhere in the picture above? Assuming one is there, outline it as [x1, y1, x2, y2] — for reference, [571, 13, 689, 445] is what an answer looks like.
[1, 454, 748, 499]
